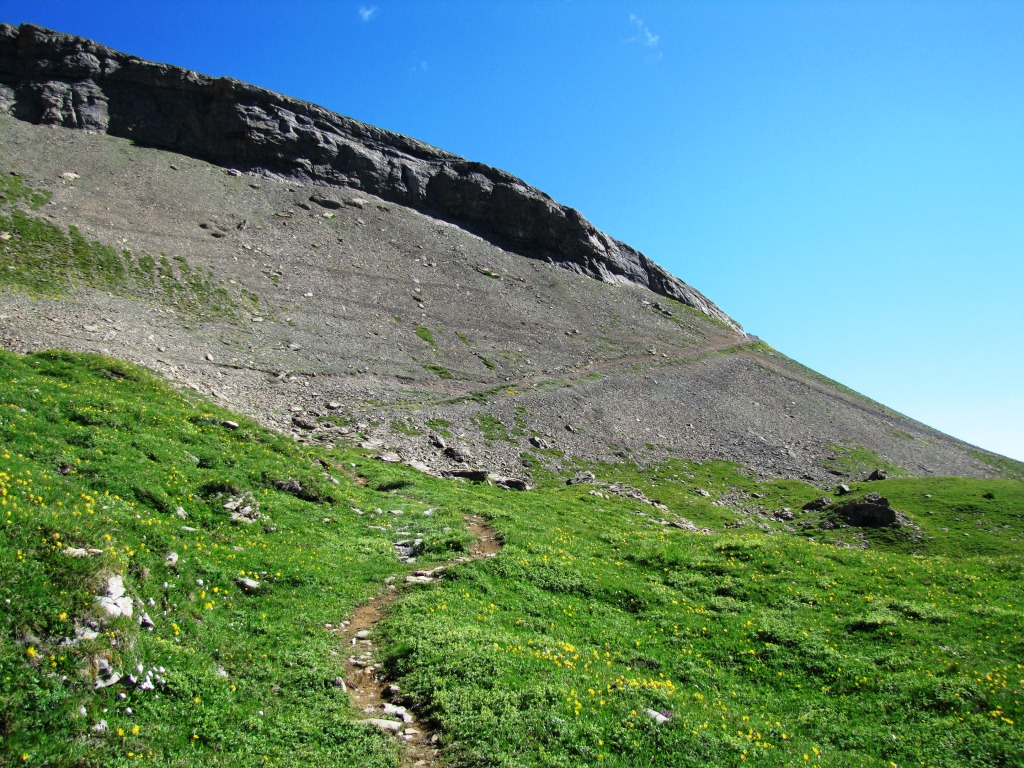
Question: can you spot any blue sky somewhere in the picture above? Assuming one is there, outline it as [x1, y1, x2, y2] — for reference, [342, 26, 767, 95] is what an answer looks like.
[6, 1, 1023, 461]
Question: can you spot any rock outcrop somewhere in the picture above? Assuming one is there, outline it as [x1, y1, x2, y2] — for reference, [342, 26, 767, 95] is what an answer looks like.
[0, 23, 738, 329]
[835, 493, 898, 527]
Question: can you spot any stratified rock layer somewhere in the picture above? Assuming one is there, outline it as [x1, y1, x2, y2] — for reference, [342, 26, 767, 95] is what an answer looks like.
[0, 23, 737, 329]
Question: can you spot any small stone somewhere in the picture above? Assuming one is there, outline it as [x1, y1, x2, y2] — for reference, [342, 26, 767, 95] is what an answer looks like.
[236, 577, 260, 593]
[94, 670, 122, 689]
[360, 718, 403, 732]
[221, 420, 240, 430]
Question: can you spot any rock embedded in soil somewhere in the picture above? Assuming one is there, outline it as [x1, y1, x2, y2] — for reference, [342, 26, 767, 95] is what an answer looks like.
[96, 575, 133, 618]
[235, 576, 260, 592]
[360, 718, 403, 732]
[836, 493, 898, 527]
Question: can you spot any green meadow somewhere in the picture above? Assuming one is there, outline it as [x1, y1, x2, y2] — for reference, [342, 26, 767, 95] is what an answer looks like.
[1, 350, 1022, 767]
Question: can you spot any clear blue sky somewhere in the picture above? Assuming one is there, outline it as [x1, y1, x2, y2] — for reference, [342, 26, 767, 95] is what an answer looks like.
[7, 1, 1024, 461]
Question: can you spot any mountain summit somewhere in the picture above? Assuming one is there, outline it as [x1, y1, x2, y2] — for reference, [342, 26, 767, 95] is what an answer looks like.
[0, 23, 1008, 483]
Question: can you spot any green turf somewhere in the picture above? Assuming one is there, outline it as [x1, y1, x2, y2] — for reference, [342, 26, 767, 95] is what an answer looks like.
[1, 350, 1021, 767]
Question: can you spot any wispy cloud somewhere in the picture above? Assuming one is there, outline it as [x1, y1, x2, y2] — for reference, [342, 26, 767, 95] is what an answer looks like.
[358, 5, 377, 22]
[628, 13, 660, 50]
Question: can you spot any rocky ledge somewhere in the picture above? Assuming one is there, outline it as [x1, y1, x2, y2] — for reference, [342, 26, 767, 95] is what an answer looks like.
[0, 23, 737, 329]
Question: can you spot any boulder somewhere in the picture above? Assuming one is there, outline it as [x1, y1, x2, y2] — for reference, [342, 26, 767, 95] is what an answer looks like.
[802, 496, 833, 511]
[836, 493, 897, 527]
[444, 445, 472, 463]
[271, 479, 302, 494]
[443, 468, 489, 482]
[566, 471, 596, 486]
[309, 194, 343, 209]
[489, 474, 530, 491]
[96, 575, 133, 618]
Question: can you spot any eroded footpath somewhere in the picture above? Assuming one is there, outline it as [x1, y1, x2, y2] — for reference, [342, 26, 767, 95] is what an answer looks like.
[337, 514, 502, 767]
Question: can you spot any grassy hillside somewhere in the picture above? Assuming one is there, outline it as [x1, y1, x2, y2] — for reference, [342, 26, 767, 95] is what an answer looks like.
[1, 350, 1022, 767]
[0, 350, 466, 766]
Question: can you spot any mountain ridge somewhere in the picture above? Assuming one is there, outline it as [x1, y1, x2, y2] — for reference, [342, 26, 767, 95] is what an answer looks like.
[0, 22, 737, 329]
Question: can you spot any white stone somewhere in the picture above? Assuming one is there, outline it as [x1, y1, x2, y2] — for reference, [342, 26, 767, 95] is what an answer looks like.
[360, 718, 402, 732]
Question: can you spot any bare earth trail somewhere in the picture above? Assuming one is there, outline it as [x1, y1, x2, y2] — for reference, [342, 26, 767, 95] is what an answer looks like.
[336, 514, 502, 767]
[365, 330, 750, 409]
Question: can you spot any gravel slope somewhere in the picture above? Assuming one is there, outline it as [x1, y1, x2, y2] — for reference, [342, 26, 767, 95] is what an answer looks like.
[0, 115, 1002, 484]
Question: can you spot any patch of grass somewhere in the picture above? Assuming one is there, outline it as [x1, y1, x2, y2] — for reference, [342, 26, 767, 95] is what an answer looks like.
[971, 450, 1024, 482]
[426, 418, 452, 438]
[422, 364, 452, 380]
[473, 413, 512, 444]
[416, 325, 438, 353]
[0, 174, 247, 321]
[390, 419, 422, 436]
[0, 171, 51, 210]
[479, 355, 497, 370]
[823, 442, 907, 480]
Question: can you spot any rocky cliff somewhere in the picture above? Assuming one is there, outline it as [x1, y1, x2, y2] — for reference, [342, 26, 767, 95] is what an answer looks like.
[0, 22, 737, 329]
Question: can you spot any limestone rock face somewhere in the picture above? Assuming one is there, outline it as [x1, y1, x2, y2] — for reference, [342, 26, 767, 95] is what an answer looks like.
[0, 23, 737, 329]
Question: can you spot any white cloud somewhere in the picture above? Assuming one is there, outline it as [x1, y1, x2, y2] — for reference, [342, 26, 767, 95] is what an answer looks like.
[628, 14, 659, 48]
[358, 5, 377, 22]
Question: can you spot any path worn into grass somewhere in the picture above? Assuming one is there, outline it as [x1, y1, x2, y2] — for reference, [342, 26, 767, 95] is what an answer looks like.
[338, 514, 502, 767]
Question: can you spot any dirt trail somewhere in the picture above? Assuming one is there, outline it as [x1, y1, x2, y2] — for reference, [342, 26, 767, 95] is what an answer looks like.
[337, 514, 502, 767]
